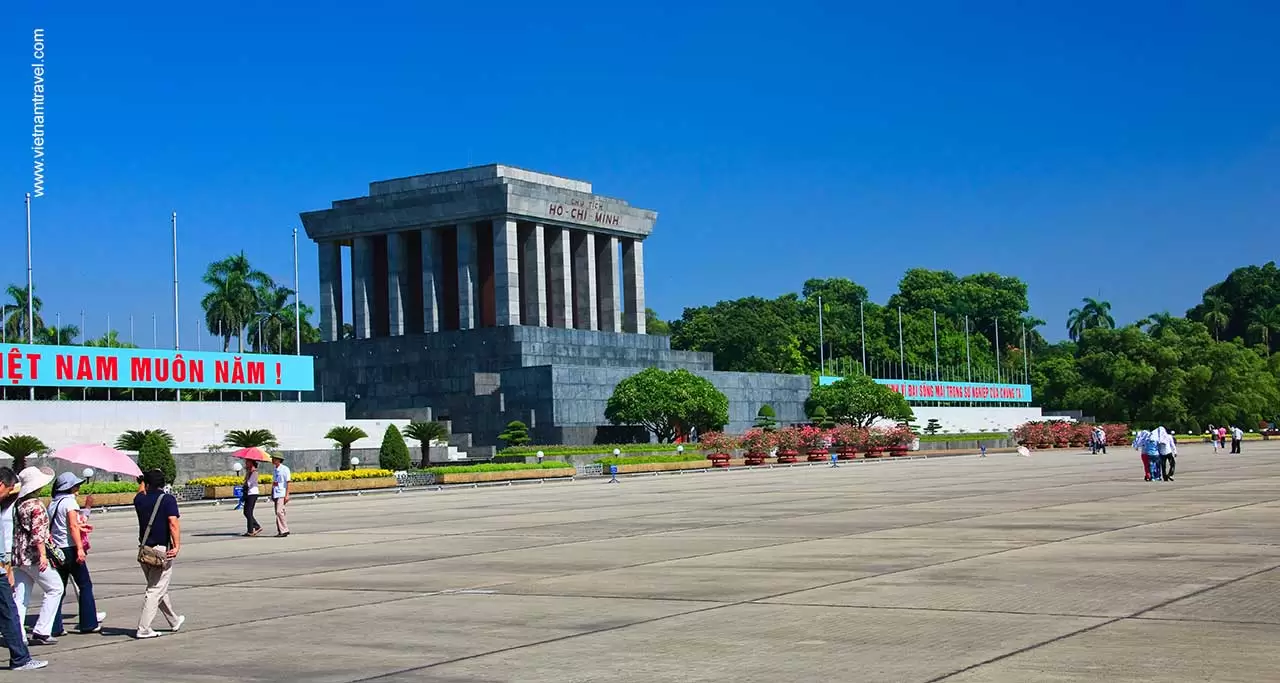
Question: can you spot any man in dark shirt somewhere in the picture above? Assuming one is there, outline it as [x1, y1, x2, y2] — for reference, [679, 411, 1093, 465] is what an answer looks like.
[132, 469, 185, 639]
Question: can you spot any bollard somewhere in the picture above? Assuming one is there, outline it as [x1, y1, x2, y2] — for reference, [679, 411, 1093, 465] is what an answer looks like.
[608, 464, 619, 484]
[830, 452, 839, 468]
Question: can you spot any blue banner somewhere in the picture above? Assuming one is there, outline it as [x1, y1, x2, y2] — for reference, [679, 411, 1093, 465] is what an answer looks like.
[818, 376, 1032, 403]
[0, 343, 314, 391]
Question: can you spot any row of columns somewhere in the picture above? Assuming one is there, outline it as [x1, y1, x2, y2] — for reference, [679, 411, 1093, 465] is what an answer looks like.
[317, 219, 646, 341]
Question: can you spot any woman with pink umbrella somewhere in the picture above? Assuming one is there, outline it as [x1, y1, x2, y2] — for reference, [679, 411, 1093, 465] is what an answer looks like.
[231, 448, 269, 537]
[49, 472, 105, 635]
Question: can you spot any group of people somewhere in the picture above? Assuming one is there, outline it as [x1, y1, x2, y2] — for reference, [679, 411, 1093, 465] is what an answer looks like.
[1207, 424, 1246, 454]
[1133, 427, 1178, 481]
[236, 453, 292, 538]
[0, 467, 107, 671]
[1089, 426, 1109, 454]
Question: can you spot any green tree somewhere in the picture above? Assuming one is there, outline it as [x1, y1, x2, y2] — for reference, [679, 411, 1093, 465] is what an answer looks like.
[3, 285, 43, 341]
[116, 429, 176, 452]
[1187, 262, 1280, 343]
[223, 429, 280, 449]
[378, 424, 411, 471]
[202, 252, 274, 351]
[137, 432, 177, 484]
[324, 426, 368, 470]
[83, 330, 136, 348]
[1200, 295, 1233, 341]
[754, 404, 778, 431]
[805, 375, 914, 427]
[1066, 297, 1115, 341]
[1247, 305, 1280, 354]
[644, 308, 671, 336]
[497, 420, 531, 447]
[809, 405, 835, 429]
[0, 435, 47, 471]
[35, 323, 79, 345]
[605, 368, 729, 442]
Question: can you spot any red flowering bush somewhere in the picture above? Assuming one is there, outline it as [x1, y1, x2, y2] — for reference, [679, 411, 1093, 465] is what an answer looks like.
[885, 425, 916, 447]
[1069, 423, 1093, 444]
[831, 423, 867, 448]
[739, 429, 776, 454]
[699, 431, 739, 455]
[798, 425, 830, 450]
[1100, 423, 1130, 445]
[774, 426, 803, 452]
[1013, 421, 1053, 445]
[864, 426, 893, 450]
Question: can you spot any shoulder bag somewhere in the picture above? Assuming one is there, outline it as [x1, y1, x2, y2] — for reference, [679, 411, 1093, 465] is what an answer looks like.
[136, 495, 169, 567]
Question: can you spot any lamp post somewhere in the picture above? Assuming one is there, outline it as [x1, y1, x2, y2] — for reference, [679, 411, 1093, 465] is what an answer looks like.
[536, 450, 544, 465]
[350, 456, 360, 470]
[81, 468, 95, 481]
[231, 462, 244, 510]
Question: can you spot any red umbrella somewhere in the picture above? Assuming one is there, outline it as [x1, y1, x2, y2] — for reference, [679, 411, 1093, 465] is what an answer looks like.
[230, 447, 272, 463]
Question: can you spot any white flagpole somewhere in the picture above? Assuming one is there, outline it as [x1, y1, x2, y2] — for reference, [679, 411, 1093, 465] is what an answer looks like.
[995, 318, 1002, 383]
[294, 227, 302, 402]
[932, 310, 939, 380]
[859, 300, 866, 375]
[817, 295, 825, 377]
[26, 193, 34, 400]
[173, 212, 180, 402]
[897, 306, 905, 379]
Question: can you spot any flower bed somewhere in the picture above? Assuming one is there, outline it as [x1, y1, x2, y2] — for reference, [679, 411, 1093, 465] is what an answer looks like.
[499, 443, 703, 457]
[187, 469, 396, 487]
[424, 466, 576, 484]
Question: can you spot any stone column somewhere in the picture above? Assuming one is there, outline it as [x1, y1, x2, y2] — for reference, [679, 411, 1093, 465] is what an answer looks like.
[522, 223, 547, 326]
[596, 235, 621, 333]
[622, 238, 646, 334]
[546, 227, 573, 328]
[421, 228, 441, 333]
[494, 218, 520, 326]
[386, 232, 406, 336]
[317, 241, 343, 342]
[572, 231, 598, 330]
[457, 223, 478, 330]
[351, 235, 374, 339]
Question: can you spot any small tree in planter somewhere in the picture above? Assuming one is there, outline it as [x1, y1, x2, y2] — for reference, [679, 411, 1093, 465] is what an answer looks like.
[699, 431, 738, 468]
[754, 405, 778, 432]
[863, 426, 892, 457]
[887, 425, 916, 456]
[739, 429, 776, 466]
[809, 406, 835, 429]
[831, 424, 867, 460]
[497, 420, 532, 447]
[799, 425, 830, 461]
[774, 426, 802, 463]
[378, 424, 412, 472]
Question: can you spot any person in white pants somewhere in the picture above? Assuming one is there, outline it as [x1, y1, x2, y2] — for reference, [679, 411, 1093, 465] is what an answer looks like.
[12, 467, 64, 646]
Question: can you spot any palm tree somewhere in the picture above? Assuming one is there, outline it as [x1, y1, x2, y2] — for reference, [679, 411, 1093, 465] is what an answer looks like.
[84, 330, 136, 348]
[1143, 311, 1176, 338]
[115, 429, 177, 452]
[202, 253, 274, 351]
[1066, 297, 1115, 341]
[403, 421, 448, 447]
[1202, 295, 1232, 341]
[252, 284, 295, 353]
[1247, 306, 1280, 354]
[0, 434, 48, 471]
[223, 429, 280, 449]
[36, 323, 80, 345]
[324, 426, 368, 470]
[3, 285, 44, 342]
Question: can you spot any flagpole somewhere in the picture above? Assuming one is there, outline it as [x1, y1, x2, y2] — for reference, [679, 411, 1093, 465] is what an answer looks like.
[817, 295, 825, 377]
[294, 228, 302, 402]
[897, 306, 905, 379]
[965, 315, 972, 387]
[1022, 321, 1029, 384]
[859, 300, 866, 375]
[172, 212, 180, 402]
[995, 318, 1001, 383]
[932, 310, 939, 381]
[26, 193, 34, 400]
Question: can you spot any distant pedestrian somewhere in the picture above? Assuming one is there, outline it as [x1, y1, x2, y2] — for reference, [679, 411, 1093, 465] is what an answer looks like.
[12, 467, 64, 646]
[1218, 426, 1228, 451]
[270, 454, 291, 538]
[1134, 430, 1152, 480]
[48, 473, 104, 635]
[1159, 431, 1177, 481]
[242, 461, 262, 537]
[1231, 426, 1244, 454]
[0, 467, 46, 671]
[979, 443, 987, 458]
[133, 469, 184, 639]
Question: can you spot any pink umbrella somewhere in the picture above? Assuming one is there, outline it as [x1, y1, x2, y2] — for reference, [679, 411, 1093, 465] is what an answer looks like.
[50, 444, 143, 477]
[230, 447, 272, 463]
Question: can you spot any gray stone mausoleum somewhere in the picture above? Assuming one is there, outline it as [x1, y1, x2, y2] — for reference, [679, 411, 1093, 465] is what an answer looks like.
[301, 165, 807, 445]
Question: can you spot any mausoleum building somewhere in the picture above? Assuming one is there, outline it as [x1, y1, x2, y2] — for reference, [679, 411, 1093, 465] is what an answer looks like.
[301, 165, 809, 445]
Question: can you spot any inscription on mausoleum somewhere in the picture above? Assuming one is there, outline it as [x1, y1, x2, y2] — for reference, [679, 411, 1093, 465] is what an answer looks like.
[547, 199, 622, 227]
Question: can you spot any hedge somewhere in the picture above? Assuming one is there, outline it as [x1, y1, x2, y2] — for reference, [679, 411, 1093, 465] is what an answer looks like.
[187, 469, 395, 487]
[38, 482, 139, 496]
[500, 443, 702, 456]
[416, 462, 574, 475]
[918, 432, 1011, 442]
[594, 454, 706, 466]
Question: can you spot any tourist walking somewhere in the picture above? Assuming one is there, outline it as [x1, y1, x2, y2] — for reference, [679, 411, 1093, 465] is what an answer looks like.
[12, 467, 64, 646]
[133, 469, 184, 639]
[1207, 425, 1218, 453]
[1218, 426, 1228, 451]
[1147, 427, 1172, 481]
[242, 461, 263, 537]
[1133, 430, 1152, 480]
[48, 473, 104, 635]
[1231, 425, 1244, 454]
[0, 468, 46, 671]
[271, 454, 291, 538]
[1158, 430, 1178, 481]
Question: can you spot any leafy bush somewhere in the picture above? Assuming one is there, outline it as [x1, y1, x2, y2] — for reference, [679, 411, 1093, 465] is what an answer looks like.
[138, 432, 177, 484]
[595, 454, 706, 466]
[224, 429, 279, 449]
[754, 405, 778, 431]
[810, 406, 835, 429]
[774, 426, 803, 452]
[739, 428, 776, 453]
[115, 429, 175, 452]
[605, 367, 729, 441]
[187, 469, 394, 486]
[417, 462, 573, 475]
[500, 443, 701, 456]
[38, 481, 138, 496]
[493, 454, 530, 464]
[698, 431, 738, 454]
[378, 424, 412, 471]
[498, 420, 531, 447]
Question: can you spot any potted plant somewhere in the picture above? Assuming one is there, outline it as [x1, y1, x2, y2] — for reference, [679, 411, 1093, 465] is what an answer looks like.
[831, 423, 865, 460]
[1049, 421, 1071, 448]
[739, 429, 775, 466]
[887, 425, 915, 456]
[863, 427, 889, 457]
[774, 426, 802, 463]
[799, 425, 830, 462]
[700, 431, 737, 468]
[1068, 423, 1090, 448]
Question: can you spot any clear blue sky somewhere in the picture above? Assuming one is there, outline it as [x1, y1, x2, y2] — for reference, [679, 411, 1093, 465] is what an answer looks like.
[3, 0, 1277, 347]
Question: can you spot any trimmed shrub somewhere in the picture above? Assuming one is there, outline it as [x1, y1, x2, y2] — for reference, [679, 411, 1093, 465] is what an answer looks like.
[754, 405, 778, 431]
[500, 443, 701, 456]
[378, 424, 412, 471]
[595, 454, 705, 466]
[138, 432, 177, 484]
[417, 462, 572, 475]
[498, 420, 531, 447]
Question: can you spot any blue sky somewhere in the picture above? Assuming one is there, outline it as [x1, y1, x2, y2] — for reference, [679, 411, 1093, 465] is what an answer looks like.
[2, 0, 1277, 347]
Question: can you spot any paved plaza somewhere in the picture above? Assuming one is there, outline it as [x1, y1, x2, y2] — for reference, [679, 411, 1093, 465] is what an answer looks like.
[28, 442, 1280, 681]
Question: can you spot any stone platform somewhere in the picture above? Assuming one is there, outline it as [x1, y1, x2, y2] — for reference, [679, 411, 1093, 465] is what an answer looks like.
[40, 441, 1280, 681]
